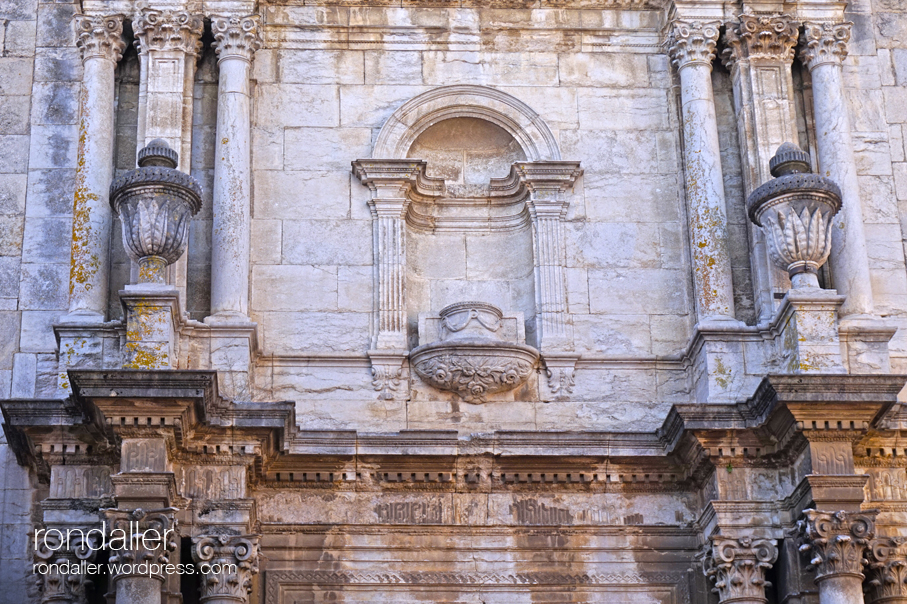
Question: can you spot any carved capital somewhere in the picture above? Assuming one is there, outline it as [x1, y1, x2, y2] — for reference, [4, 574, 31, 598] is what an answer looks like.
[704, 536, 778, 603]
[133, 8, 204, 56]
[192, 535, 260, 602]
[102, 507, 178, 583]
[73, 14, 126, 63]
[799, 22, 852, 71]
[866, 537, 907, 603]
[211, 15, 263, 62]
[722, 14, 799, 70]
[798, 509, 876, 582]
[668, 20, 721, 71]
[34, 524, 99, 604]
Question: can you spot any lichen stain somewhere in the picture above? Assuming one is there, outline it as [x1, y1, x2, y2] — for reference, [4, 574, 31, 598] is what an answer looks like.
[713, 356, 731, 390]
[70, 97, 101, 302]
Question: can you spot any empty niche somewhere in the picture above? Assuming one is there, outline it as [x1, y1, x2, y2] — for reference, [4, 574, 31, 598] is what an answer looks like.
[404, 117, 537, 348]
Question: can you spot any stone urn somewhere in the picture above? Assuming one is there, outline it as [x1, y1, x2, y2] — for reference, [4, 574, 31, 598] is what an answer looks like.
[411, 302, 539, 403]
[747, 142, 842, 289]
[109, 140, 203, 284]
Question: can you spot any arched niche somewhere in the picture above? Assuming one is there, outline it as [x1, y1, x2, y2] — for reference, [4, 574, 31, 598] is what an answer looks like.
[372, 85, 561, 162]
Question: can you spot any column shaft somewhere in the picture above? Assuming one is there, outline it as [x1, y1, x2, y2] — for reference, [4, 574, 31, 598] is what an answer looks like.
[374, 210, 407, 349]
[816, 575, 865, 604]
[66, 15, 125, 322]
[210, 15, 261, 318]
[533, 215, 568, 345]
[670, 21, 737, 322]
[801, 23, 873, 317]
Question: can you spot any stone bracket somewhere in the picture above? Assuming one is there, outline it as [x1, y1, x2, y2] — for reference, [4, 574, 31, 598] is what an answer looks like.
[540, 353, 580, 402]
[368, 349, 408, 401]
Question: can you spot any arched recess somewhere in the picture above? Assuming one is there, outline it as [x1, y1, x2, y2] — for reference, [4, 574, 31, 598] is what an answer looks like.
[372, 85, 562, 162]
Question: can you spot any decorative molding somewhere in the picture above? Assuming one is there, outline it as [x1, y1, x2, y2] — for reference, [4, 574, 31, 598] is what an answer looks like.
[211, 14, 263, 63]
[866, 537, 907, 603]
[192, 535, 260, 602]
[798, 509, 876, 581]
[799, 22, 852, 71]
[704, 536, 778, 603]
[722, 14, 799, 69]
[73, 14, 126, 63]
[133, 8, 204, 56]
[668, 20, 720, 70]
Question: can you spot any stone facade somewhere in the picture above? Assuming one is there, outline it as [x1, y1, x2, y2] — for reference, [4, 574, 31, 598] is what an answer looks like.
[1, 0, 907, 602]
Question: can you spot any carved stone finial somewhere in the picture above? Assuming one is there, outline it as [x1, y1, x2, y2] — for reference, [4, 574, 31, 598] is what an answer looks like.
[866, 537, 907, 603]
[704, 536, 778, 604]
[799, 22, 852, 71]
[192, 535, 260, 601]
[747, 143, 842, 288]
[211, 15, 263, 62]
[133, 8, 204, 56]
[798, 510, 877, 581]
[721, 14, 799, 70]
[668, 20, 721, 70]
[73, 14, 127, 63]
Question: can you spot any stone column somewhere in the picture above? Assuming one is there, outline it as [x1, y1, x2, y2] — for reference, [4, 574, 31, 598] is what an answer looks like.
[799, 509, 877, 604]
[191, 535, 260, 604]
[704, 536, 778, 604]
[209, 15, 262, 320]
[799, 22, 873, 318]
[104, 508, 178, 604]
[866, 538, 907, 604]
[63, 15, 126, 323]
[668, 20, 737, 323]
[722, 14, 800, 320]
[133, 9, 204, 304]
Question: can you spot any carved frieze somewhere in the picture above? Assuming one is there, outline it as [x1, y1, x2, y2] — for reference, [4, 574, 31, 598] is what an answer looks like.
[73, 14, 126, 63]
[704, 536, 778, 604]
[799, 22, 852, 71]
[211, 15, 263, 62]
[179, 466, 246, 500]
[798, 510, 876, 580]
[668, 20, 720, 70]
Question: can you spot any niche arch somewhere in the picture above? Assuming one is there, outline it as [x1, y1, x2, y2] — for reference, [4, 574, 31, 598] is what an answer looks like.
[372, 85, 562, 162]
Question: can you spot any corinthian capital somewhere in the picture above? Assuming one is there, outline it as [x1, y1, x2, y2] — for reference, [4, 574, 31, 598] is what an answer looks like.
[192, 535, 260, 601]
[73, 14, 126, 63]
[33, 523, 99, 604]
[722, 14, 799, 70]
[799, 22, 852, 71]
[133, 8, 204, 56]
[211, 15, 263, 62]
[704, 536, 778, 603]
[668, 20, 721, 70]
[798, 509, 876, 581]
[103, 508, 178, 583]
[866, 537, 907, 603]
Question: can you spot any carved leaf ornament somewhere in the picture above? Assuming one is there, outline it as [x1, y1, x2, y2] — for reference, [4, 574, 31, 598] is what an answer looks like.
[415, 353, 534, 403]
[763, 205, 833, 276]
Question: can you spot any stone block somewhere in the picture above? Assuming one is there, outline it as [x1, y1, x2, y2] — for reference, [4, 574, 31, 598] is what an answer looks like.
[254, 84, 340, 128]
[884, 86, 907, 123]
[464, 231, 533, 280]
[284, 127, 372, 171]
[0, 95, 30, 135]
[496, 86, 578, 130]
[407, 232, 466, 279]
[34, 2, 74, 47]
[566, 222, 661, 270]
[429, 279, 515, 314]
[364, 51, 423, 85]
[279, 49, 364, 84]
[854, 133, 893, 176]
[19, 310, 58, 353]
[0, 256, 19, 299]
[891, 124, 905, 163]
[252, 48, 277, 83]
[565, 267, 589, 314]
[29, 81, 79, 125]
[253, 170, 351, 220]
[33, 47, 81, 82]
[576, 88, 670, 131]
[251, 127, 283, 171]
[847, 89, 887, 132]
[895, 49, 907, 86]
[339, 84, 427, 128]
[21, 216, 71, 263]
[0, 214, 24, 255]
[895, 162, 907, 199]
[871, 268, 907, 296]
[0, 58, 32, 96]
[0, 0, 36, 21]
[588, 268, 689, 315]
[27, 124, 77, 169]
[0, 312, 19, 369]
[580, 172, 682, 224]
[560, 129, 659, 175]
[251, 264, 338, 311]
[859, 175, 899, 222]
[422, 51, 559, 86]
[866, 223, 906, 269]
[251, 220, 281, 264]
[338, 265, 372, 312]
[0, 173, 26, 214]
[18, 263, 67, 310]
[558, 52, 649, 88]
[572, 313, 652, 356]
[258, 311, 371, 354]
[282, 219, 372, 266]
[0, 135, 29, 173]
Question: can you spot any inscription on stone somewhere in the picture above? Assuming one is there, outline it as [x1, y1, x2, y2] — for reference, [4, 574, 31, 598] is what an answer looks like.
[511, 499, 573, 525]
[375, 500, 443, 524]
[50, 466, 112, 498]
